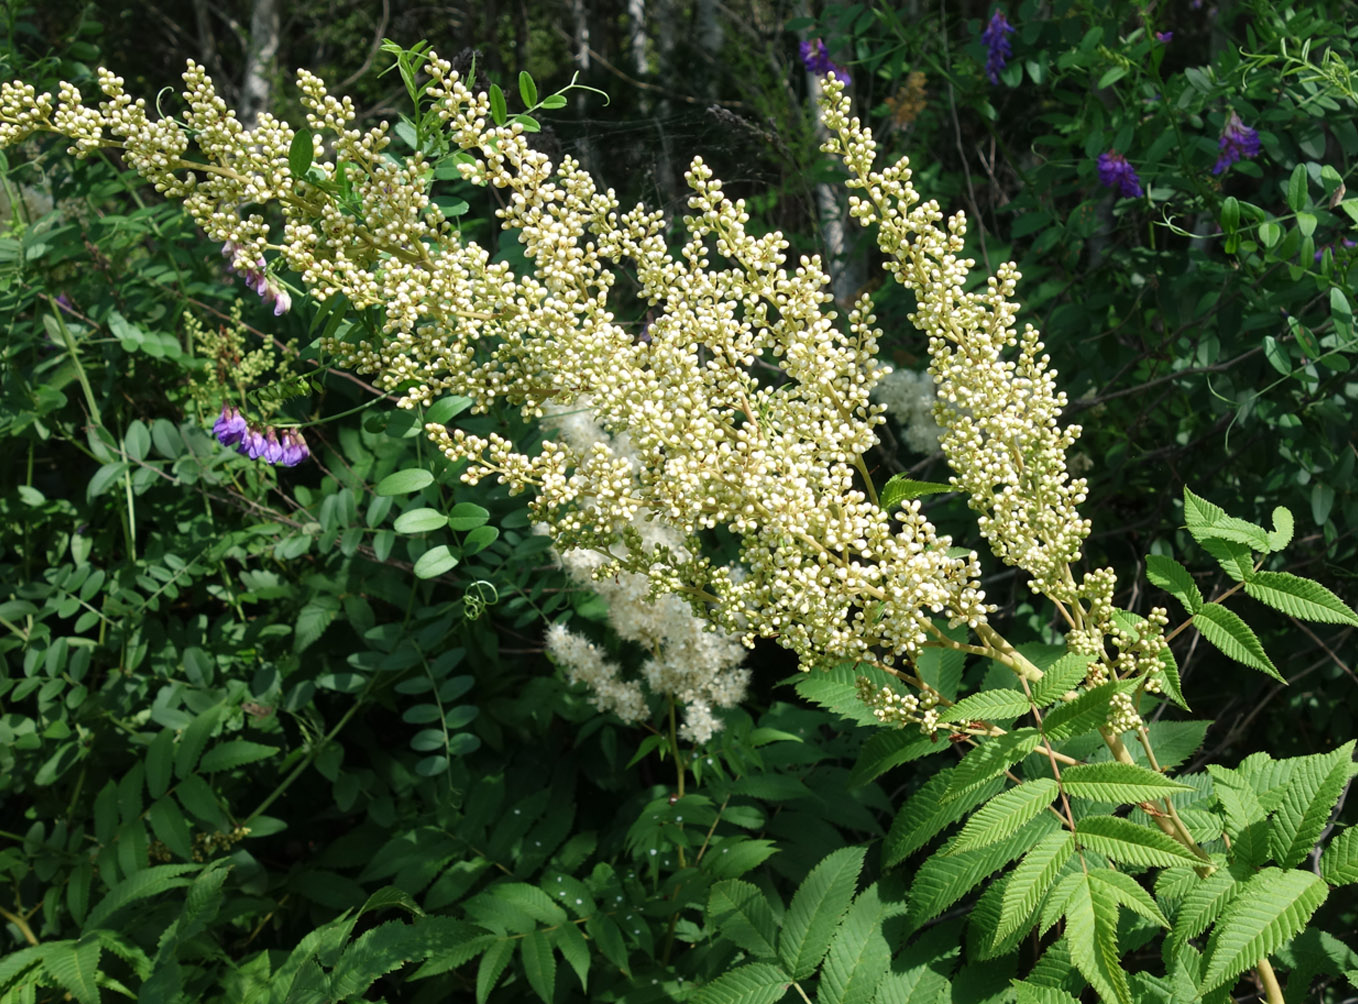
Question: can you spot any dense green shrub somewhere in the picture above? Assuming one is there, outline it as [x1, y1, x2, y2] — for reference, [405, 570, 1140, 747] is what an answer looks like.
[0, 3, 1355, 1003]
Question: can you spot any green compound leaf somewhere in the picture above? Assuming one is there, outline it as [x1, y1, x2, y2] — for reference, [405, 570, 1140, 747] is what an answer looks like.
[1200, 538, 1256, 583]
[884, 771, 1004, 866]
[947, 728, 1044, 795]
[40, 936, 102, 1004]
[1059, 762, 1195, 804]
[939, 688, 1031, 725]
[1145, 554, 1203, 615]
[1191, 603, 1281, 681]
[908, 815, 1061, 928]
[994, 831, 1074, 948]
[1028, 653, 1095, 709]
[691, 962, 794, 1004]
[778, 846, 865, 979]
[86, 865, 198, 930]
[1243, 571, 1358, 626]
[1168, 868, 1239, 956]
[1087, 868, 1168, 928]
[708, 880, 780, 959]
[848, 729, 937, 787]
[519, 928, 556, 1004]
[880, 475, 954, 511]
[1200, 868, 1328, 993]
[1040, 680, 1126, 743]
[1319, 826, 1358, 886]
[174, 703, 225, 780]
[1182, 487, 1270, 550]
[488, 83, 508, 125]
[518, 70, 538, 108]
[819, 883, 891, 1004]
[1267, 740, 1358, 868]
[1075, 816, 1206, 868]
[947, 779, 1059, 855]
[1064, 873, 1132, 1004]
[476, 938, 514, 1004]
[1013, 981, 1081, 1004]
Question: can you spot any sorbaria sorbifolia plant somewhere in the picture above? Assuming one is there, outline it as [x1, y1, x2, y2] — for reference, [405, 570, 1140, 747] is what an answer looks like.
[3, 47, 1356, 1004]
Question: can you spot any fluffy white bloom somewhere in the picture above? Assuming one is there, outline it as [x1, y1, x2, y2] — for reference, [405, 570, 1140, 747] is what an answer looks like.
[542, 400, 750, 742]
[874, 367, 944, 455]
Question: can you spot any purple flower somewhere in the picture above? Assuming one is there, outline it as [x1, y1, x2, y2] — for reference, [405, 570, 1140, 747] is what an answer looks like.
[1212, 111, 1260, 175]
[236, 426, 267, 460]
[213, 404, 248, 446]
[1097, 151, 1144, 198]
[257, 428, 285, 465]
[799, 38, 851, 84]
[221, 240, 291, 314]
[279, 429, 310, 467]
[1155, 31, 1173, 42]
[1314, 238, 1357, 262]
[981, 10, 1016, 85]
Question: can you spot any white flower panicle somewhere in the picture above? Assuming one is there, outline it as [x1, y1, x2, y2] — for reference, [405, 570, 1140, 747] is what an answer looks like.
[1, 56, 1143, 695]
[817, 78, 1090, 600]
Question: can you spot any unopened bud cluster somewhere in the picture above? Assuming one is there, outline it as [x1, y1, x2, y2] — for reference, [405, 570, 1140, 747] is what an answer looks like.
[856, 675, 942, 734]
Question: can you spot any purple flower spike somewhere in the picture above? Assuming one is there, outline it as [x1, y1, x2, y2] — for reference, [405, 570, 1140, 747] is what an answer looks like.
[981, 10, 1016, 85]
[280, 429, 310, 467]
[799, 38, 851, 84]
[1097, 151, 1144, 198]
[213, 404, 248, 447]
[1155, 31, 1173, 42]
[1212, 111, 1260, 175]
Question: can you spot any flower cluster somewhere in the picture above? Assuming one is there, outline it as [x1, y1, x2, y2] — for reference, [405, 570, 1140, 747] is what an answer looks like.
[540, 401, 750, 744]
[1212, 110, 1260, 175]
[855, 676, 942, 734]
[2, 55, 1105, 704]
[981, 10, 1016, 85]
[212, 405, 309, 466]
[820, 77, 1090, 600]
[1097, 151, 1144, 199]
[222, 241, 291, 314]
[873, 367, 944, 455]
[799, 38, 851, 85]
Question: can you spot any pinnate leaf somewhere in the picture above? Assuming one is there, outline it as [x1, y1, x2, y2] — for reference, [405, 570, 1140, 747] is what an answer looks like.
[994, 831, 1074, 947]
[1145, 555, 1203, 614]
[1267, 740, 1357, 868]
[1059, 761, 1195, 804]
[1064, 873, 1132, 1004]
[1200, 868, 1328, 992]
[1319, 826, 1358, 886]
[708, 880, 779, 959]
[1244, 571, 1358, 626]
[778, 846, 865, 979]
[947, 779, 1059, 855]
[1075, 815, 1206, 867]
[692, 962, 793, 1004]
[41, 937, 102, 1004]
[819, 883, 891, 1004]
[1191, 603, 1281, 681]
[1028, 653, 1095, 709]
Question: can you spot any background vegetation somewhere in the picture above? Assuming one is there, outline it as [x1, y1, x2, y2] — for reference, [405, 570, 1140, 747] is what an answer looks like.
[1, 0, 1355, 1001]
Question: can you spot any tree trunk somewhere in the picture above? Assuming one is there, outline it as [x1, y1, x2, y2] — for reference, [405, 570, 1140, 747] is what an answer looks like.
[239, 0, 280, 128]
